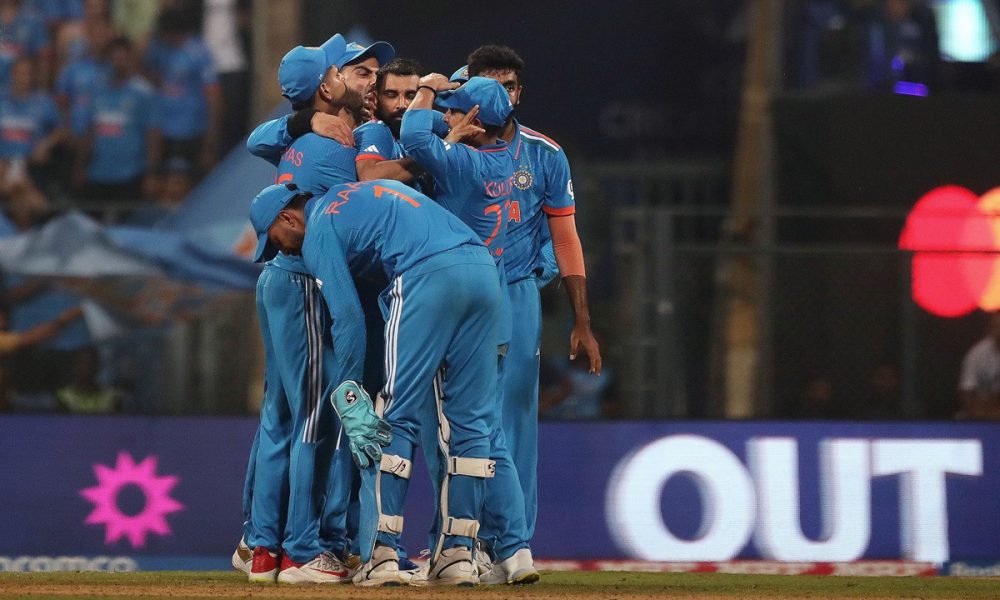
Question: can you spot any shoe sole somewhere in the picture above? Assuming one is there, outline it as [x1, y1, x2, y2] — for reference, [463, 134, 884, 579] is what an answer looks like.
[355, 577, 405, 587]
[248, 571, 277, 583]
[509, 568, 540, 585]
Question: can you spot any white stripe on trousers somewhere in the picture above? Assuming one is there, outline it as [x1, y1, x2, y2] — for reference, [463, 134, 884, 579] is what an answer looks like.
[301, 277, 324, 443]
[380, 276, 403, 414]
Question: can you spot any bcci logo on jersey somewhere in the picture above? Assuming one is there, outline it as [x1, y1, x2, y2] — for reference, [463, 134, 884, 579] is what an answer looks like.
[513, 169, 533, 190]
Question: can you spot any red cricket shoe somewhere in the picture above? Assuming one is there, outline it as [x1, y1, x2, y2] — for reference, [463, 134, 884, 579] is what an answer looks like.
[248, 546, 281, 583]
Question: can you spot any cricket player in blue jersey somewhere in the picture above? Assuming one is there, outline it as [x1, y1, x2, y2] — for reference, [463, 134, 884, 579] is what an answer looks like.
[250, 179, 503, 586]
[400, 75, 539, 585]
[465, 45, 602, 574]
[353, 58, 449, 194]
[239, 35, 360, 585]
[247, 35, 395, 163]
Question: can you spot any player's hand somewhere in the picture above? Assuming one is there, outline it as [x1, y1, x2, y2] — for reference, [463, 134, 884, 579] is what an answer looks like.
[311, 112, 355, 146]
[419, 73, 459, 93]
[141, 173, 161, 199]
[362, 88, 376, 122]
[349, 419, 393, 469]
[569, 323, 602, 375]
[29, 142, 52, 165]
[330, 380, 393, 469]
[444, 105, 485, 144]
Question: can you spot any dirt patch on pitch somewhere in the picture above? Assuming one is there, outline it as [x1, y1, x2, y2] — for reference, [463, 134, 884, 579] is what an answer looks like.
[0, 582, 923, 600]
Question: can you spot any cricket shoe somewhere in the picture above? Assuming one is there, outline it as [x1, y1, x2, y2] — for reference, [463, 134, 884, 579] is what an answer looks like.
[248, 547, 280, 583]
[409, 546, 478, 587]
[474, 539, 494, 576]
[479, 548, 540, 585]
[342, 551, 362, 578]
[231, 537, 252, 575]
[352, 545, 409, 587]
[277, 552, 351, 584]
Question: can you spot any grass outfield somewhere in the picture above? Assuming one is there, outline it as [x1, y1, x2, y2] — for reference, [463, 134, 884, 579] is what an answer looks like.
[0, 571, 997, 599]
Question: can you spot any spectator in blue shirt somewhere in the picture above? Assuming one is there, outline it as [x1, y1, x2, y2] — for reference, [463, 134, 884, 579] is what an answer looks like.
[0, 0, 51, 94]
[0, 56, 64, 222]
[143, 7, 220, 198]
[73, 35, 161, 208]
[54, 15, 113, 135]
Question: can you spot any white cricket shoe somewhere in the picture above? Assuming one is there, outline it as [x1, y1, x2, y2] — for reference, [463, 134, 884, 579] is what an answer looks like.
[352, 545, 409, 587]
[277, 552, 351, 584]
[478, 548, 540, 585]
[231, 537, 252, 575]
[410, 546, 478, 586]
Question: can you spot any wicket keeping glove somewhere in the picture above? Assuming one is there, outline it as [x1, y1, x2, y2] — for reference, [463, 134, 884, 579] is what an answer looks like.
[330, 380, 393, 469]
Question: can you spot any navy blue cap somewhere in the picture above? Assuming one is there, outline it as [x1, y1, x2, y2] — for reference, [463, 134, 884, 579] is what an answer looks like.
[449, 64, 470, 83]
[278, 34, 347, 103]
[250, 183, 301, 263]
[331, 39, 395, 69]
[435, 76, 513, 127]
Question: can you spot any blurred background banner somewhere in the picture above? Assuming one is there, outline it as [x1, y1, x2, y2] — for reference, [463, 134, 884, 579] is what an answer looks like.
[2, 417, 998, 568]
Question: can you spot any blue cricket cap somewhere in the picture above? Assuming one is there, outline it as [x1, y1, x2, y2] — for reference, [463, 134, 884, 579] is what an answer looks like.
[435, 76, 513, 127]
[250, 183, 302, 263]
[330, 38, 395, 69]
[278, 34, 347, 104]
[449, 64, 470, 83]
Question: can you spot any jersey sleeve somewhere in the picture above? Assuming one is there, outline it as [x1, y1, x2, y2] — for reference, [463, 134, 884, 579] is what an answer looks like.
[430, 110, 449, 138]
[246, 115, 292, 166]
[354, 122, 396, 162]
[400, 108, 472, 192]
[302, 224, 366, 385]
[542, 148, 576, 217]
[143, 90, 162, 130]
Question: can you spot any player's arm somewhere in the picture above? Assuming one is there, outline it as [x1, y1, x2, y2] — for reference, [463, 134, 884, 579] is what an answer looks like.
[400, 108, 471, 188]
[303, 227, 366, 384]
[247, 111, 355, 166]
[246, 116, 293, 165]
[548, 214, 601, 375]
[7, 306, 83, 351]
[356, 156, 421, 182]
[543, 149, 601, 374]
[354, 125, 420, 182]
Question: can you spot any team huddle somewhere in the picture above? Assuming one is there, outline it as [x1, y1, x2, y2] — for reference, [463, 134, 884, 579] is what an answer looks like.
[232, 32, 601, 587]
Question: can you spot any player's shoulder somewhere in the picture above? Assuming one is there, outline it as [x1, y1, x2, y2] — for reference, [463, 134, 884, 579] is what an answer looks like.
[518, 123, 562, 154]
[355, 119, 389, 133]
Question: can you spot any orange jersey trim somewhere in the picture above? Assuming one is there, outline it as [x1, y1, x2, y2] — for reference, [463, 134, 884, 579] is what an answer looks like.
[543, 205, 576, 217]
[355, 153, 386, 163]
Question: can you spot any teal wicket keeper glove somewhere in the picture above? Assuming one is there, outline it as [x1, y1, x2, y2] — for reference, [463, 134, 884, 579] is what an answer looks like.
[330, 380, 393, 469]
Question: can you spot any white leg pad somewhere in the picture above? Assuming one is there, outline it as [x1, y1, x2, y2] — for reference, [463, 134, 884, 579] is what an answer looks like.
[380, 454, 413, 479]
[448, 456, 496, 478]
[443, 517, 480, 538]
[378, 514, 404, 535]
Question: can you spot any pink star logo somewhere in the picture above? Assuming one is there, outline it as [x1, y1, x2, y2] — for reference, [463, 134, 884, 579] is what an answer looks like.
[80, 452, 184, 548]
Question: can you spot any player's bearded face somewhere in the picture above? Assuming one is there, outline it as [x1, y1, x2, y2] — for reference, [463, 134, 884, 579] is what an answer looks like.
[376, 74, 419, 133]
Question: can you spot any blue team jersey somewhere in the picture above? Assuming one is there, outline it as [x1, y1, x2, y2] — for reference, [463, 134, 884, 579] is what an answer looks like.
[275, 133, 357, 195]
[300, 179, 483, 382]
[501, 121, 576, 283]
[400, 108, 513, 264]
[354, 118, 441, 196]
[79, 76, 159, 183]
[0, 91, 59, 159]
[144, 36, 217, 139]
[354, 119, 401, 162]
[56, 56, 111, 134]
[0, 10, 49, 93]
